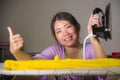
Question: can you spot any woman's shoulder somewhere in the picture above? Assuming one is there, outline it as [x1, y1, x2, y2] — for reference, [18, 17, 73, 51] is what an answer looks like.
[81, 42, 92, 48]
[33, 45, 64, 59]
[44, 45, 64, 51]
[85, 42, 92, 47]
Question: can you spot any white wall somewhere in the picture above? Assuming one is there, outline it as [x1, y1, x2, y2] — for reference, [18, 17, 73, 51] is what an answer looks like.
[110, 0, 120, 53]
[0, 0, 119, 55]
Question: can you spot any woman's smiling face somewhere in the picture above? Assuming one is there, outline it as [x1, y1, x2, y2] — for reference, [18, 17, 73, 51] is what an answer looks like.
[54, 20, 79, 47]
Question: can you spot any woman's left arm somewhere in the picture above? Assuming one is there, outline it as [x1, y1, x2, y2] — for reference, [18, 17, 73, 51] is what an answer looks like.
[88, 14, 106, 58]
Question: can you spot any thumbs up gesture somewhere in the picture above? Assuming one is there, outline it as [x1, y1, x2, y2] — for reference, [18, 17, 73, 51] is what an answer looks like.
[7, 26, 24, 54]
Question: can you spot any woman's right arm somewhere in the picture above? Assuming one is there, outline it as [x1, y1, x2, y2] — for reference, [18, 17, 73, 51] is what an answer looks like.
[7, 26, 33, 60]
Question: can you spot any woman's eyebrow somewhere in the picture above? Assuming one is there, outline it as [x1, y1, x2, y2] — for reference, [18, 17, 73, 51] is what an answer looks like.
[55, 28, 61, 31]
[63, 23, 70, 28]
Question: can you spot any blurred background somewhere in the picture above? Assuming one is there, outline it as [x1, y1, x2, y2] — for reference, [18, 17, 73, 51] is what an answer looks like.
[0, 0, 119, 60]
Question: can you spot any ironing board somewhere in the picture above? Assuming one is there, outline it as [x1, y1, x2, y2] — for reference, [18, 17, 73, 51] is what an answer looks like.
[0, 63, 120, 76]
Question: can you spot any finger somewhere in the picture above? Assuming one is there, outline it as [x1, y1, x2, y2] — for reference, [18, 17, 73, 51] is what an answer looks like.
[14, 41, 24, 50]
[95, 22, 101, 27]
[89, 14, 93, 22]
[92, 20, 100, 27]
[93, 14, 99, 17]
[7, 26, 14, 37]
[12, 36, 23, 43]
[88, 14, 93, 27]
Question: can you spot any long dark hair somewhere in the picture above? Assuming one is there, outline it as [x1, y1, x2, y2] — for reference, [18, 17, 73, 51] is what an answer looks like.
[51, 12, 80, 40]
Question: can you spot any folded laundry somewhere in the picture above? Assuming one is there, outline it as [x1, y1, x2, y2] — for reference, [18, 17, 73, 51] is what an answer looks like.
[4, 55, 120, 70]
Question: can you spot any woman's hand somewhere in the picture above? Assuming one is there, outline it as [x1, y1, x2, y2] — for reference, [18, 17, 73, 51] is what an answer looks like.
[87, 14, 106, 58]
[7, 26, 24, 54]
[87, 14, 101, 35]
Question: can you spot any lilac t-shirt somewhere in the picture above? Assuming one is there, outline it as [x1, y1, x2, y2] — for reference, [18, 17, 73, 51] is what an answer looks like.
[33, 43, 107, 80]
[33, 43, 94, 59]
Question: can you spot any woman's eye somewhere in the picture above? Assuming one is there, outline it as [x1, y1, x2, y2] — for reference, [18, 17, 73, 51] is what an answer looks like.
[56, 31, 61, 34]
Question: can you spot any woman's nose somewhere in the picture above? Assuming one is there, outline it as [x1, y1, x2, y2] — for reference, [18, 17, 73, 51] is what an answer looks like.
[63, 29, 69, 36]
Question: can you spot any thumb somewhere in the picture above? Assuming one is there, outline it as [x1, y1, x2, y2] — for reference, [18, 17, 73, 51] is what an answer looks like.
[7, 26, 13, 37]
[7, 26, 17, 50]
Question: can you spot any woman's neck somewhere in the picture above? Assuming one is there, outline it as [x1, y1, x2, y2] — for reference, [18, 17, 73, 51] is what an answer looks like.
[65, 43, 82, 59]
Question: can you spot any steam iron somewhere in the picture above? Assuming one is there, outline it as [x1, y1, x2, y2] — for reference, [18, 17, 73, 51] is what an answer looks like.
[92, 7, 111, 41]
